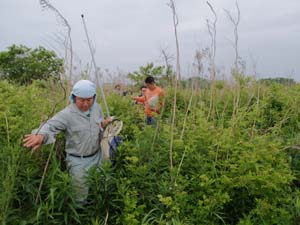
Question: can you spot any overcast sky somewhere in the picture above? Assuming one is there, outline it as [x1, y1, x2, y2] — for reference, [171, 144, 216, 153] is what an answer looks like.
[1, 0, 300, 81]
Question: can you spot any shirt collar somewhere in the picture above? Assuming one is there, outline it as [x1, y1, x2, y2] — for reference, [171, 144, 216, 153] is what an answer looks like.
[70, 103, 93, 118]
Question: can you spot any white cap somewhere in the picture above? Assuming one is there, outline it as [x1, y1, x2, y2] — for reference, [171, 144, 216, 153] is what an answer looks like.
[70, 80, 96, 102]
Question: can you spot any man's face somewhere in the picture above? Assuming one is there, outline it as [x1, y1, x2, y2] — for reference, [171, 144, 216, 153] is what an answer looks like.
[146, 82, 155, 90]
[75, 96, 94, 112]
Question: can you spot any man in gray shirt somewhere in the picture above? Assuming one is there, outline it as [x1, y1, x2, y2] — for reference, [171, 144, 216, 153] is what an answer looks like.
[23, 80, 112, 204]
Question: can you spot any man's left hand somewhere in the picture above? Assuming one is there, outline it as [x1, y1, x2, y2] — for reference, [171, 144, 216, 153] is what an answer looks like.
[101, 117, 113, 128]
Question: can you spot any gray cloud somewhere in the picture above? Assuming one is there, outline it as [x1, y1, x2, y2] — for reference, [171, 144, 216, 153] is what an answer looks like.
[1, 0, 299, 81]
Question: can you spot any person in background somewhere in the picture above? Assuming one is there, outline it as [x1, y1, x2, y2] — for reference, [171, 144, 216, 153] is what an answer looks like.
[23, 80, 112, 205]
[133, 76, 164, 126]
[139, 85, 147, 97]
[114, 83, 129, 96]
[113, 84, 123, 96]
[134, 85, 147, 106]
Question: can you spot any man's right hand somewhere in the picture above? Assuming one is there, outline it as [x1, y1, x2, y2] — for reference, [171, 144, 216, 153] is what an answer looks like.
[23, 134, 44, 151]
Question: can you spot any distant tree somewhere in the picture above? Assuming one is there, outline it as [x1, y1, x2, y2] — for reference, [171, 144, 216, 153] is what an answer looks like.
[160, 46, 175, 85]
[127, 63, 164, 86]
[0, 45, 63, 84]
[260, 77, 296, 86]
[183, 77, 210, 89]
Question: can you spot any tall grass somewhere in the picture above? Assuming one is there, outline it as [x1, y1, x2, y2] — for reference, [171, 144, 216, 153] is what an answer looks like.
[1, 79, 300, 224]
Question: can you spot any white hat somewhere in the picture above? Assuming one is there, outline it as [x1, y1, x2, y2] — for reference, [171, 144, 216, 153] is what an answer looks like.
[70, 80, 96, 102]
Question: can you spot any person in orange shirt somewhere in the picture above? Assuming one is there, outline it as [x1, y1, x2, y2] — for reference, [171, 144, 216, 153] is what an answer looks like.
[133, 76, 164, 126]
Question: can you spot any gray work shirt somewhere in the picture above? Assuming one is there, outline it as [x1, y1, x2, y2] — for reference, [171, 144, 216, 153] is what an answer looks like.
[33, 103, 103, 156]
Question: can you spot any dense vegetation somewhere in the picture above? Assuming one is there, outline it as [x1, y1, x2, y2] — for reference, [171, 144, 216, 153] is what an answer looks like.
[1, 74, 300, 224]
[0, 45, 63, 85]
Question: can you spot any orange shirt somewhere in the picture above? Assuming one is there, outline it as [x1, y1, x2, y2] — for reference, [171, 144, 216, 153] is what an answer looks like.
[135, 86, 164, 117]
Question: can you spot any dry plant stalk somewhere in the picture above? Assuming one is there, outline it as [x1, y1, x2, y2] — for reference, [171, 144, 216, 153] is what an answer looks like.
[193, 49, 205, 79]
[160, 46, 174, 85]
[104, 209, 109, 225]
[81, 14, 101, 88]
[81, 14, 110, 117]
[224, 1, 241, 124]
[168, 0, 181, 172]
[174, 148, 186, 185]
[206, 1, 217, 121]
[41, 35, 64, 59]
[168, 0, 181, 84]
[40, 0, 73, 100]
[4, 112, 10, 145]
[224, 1, 240, 70]
[35, 145, 54, 204]
[174, 84, 196, 184]
[180, 83, 195, 140]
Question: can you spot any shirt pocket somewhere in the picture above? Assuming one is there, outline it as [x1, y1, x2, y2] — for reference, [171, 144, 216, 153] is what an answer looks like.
[70, 125, 89, 144]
